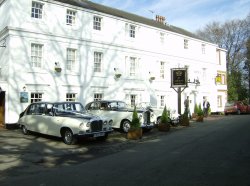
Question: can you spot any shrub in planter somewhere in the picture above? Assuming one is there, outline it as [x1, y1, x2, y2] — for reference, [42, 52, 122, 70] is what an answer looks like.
[196, 103, 204, 122]
[180, 109, 190, 126]
[127, 106, 142, 140]
[158, 105, 170, 132]
[192, 103, 199, 118]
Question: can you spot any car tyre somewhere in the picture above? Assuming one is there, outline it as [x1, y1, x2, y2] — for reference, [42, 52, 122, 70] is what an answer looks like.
[121, 120, 131, 133]
[62, 128, 77, 145]
[21, 125, 29, 135]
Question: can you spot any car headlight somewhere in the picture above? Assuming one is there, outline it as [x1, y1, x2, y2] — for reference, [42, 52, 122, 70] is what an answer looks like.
[79, 123, 85, 130]
[86, 122, 91, 128]
[109, 120, 113, 126]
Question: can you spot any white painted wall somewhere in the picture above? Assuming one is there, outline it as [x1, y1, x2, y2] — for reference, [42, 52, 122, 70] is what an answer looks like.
[0, 0, 227, 124]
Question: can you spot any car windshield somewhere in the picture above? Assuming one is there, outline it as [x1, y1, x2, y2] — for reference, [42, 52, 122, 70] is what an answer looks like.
[54, 103, 85, 115]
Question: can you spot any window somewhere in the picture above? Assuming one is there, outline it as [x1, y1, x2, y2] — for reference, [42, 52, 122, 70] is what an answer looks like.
[217, 95, 222, 108]
[201, 44, 206, 54]
[160, 95, 165, 107]
[94, 93, 103, 101]
[216, 73, 226, 85]
[66, 93, 76, 101]
[31, 1, 43, 19]
[160, 61, 165, 79]
[129, 25, 136, 38]
[94, 52, 103, 72]
[66, 48, 76, 71]
[66, 9, 76, 26]
[184, 39, 188, 49]
[93, 16, 102, 30]
[160, 32, 165, 43]
[31, 93, 42, 103]
[31, 43, 43, 68]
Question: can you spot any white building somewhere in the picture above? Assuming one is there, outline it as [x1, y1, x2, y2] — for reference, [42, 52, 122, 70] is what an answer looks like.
[0, 0, 227, 126]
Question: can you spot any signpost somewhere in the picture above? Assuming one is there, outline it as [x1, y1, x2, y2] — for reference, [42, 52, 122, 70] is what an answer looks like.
[171, 68, 188, 115]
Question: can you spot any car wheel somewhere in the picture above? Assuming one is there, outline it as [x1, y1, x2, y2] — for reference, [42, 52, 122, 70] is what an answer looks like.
[62, 129, 77, 145]
[121, 120, 131, 133]
[21, 125, 29, 135]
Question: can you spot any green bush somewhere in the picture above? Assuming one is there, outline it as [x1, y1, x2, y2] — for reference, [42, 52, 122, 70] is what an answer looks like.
[194, 103, 199, 114]
[197, 103, 204, 116]
[130, 106, 141, 130]
[160, 105, 170, 124]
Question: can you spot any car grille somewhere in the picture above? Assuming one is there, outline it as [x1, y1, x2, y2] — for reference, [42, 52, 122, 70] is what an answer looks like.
[91, 120, 103, 132]
[143, 111, 151, 124]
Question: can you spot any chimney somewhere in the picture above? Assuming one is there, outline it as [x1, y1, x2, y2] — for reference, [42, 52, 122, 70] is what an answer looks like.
[155, 15, 166, 24]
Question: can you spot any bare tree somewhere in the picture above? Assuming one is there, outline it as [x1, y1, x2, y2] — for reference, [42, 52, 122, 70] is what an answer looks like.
[196, 13, 250, 101]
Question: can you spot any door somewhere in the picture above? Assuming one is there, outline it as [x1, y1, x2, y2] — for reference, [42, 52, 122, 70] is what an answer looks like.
[0, 91, 5, 128]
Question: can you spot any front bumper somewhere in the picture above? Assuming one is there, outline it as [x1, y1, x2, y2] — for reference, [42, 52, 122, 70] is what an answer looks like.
[141, 122, 155, 129]
[77, 129, 113, 138]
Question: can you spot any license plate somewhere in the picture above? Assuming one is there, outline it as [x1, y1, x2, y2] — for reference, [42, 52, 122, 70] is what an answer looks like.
[94, 133, 105, 137]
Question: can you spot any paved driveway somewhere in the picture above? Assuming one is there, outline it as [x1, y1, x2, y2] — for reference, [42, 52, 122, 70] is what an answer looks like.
[0, 115, 223, 181]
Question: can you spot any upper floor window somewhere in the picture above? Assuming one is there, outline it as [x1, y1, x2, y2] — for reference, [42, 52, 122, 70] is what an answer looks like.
[160, 32, 165, 43]
[31, 93, 43, 103]
[216, 73, 226, 85]
[184, 39, 189, 49]
[94, 52, 103, 72]
[66, 48, 77, 71]
[66, 9, 76, 26]
[202, 44, 206, 54]
[93, 16, 102, 31]
[129, 57, 138, 77]
[94, 93, 103, 101]
[66, 93, 77, 101]
[129, 25, 136, 38]
[31, 1, 43, 19]
[160, 61, 165, 79]
[31, 43, 43, 68]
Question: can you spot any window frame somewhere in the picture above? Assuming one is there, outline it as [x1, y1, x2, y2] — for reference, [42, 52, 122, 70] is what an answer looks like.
[31, 1, 44, 19]
[66, 48, 77, 71]
[30, 43, 43, 68]
[66, 9, 76, 26]
[30, 93, 43, 103]
[93, 51, 103, 73]
[66, 93, 77, 101]
[129, 24, 136, 38]
[184, 39, 189, 49]
[93, 16, 102, 31]
[94, 93, 103, 101]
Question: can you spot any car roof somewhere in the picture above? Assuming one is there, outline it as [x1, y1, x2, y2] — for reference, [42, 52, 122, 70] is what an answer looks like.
[30, 101, 83, 105]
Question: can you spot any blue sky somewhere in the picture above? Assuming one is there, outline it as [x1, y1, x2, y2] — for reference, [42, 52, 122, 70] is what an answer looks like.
[90, 0, 250, 32]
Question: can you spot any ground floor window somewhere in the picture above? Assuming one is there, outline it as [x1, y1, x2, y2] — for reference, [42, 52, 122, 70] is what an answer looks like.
[125, 94, 138, 107]
[160, 95, 165, 107]
[31, 93, 43, 103]
[66, 93, 77, 101]
[217, 95, 222, 108]
[94, 93, 103, 101]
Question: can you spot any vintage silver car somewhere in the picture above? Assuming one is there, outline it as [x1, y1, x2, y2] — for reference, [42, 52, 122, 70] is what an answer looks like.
[85, 100, 157, 132]
[18, 102, 113, 144]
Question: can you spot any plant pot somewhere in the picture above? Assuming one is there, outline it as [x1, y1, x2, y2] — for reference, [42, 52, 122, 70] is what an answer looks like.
[181, 117, 190, 126]
[196, 116, 204, 122]
[127, 128, 142, 140]
[55, 67, 62, 72]
[192, 113, 197, 119]
[158, 123, 170, 132]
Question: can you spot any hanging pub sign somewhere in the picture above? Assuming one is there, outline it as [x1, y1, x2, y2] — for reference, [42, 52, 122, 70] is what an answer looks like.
[171, 68, 188, 88]
[20, 92, 28, 103]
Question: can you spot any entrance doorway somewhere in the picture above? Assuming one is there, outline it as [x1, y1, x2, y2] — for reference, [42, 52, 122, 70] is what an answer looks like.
[0, 91, 5, 128]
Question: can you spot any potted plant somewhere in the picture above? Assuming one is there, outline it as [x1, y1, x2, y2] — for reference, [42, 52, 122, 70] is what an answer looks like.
[180, 108, 190, 126]
[127, 106, 142, 140]
[192, 103, 199, 119]
[196, 103, 204, 122]
[158, 105, 170, 132]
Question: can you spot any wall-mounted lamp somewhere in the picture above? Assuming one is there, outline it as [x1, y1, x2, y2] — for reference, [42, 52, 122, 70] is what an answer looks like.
[149, 72, 155, 81]
[114, 68, 122, 79]
[55, 62, 62, 72]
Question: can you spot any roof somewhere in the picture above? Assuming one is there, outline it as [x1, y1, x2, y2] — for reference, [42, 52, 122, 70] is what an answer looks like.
[54, 0, 201, 40]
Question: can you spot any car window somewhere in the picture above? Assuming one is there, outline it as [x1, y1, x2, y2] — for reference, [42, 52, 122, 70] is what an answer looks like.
[54, 103, 84, 115]
[88, 102, 100, 110]
[26, 103, 45, 115]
